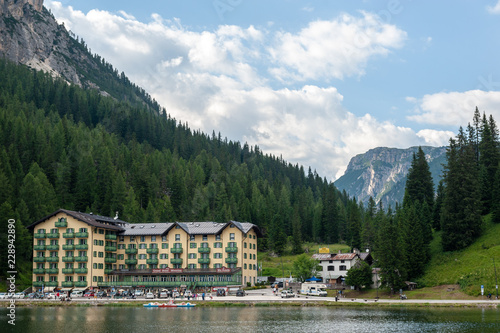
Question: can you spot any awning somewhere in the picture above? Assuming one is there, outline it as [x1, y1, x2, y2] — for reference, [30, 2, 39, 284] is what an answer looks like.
[305, 277, 322, 282]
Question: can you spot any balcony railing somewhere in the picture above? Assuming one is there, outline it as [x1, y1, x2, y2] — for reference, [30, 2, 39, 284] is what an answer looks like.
[198, 247, 211, 253]
[46, 268, 58, 274]
[97, 280, 240, 288]
[74, 281, 87, 287]
[46, 233, 60, 239]
[105, 234, 117, 240]
[34, 233, 46, 239]
[74, 268, 88, 274]
[62, 244, 75, 250]
[125, 248, 137, 254]
[74, 244, 88, 250]
[146, 258, 158, 265]
[75, 232, 88, 238]
[62, 268, 74, 274]
[45, 257, 59, 263]
[170, 248, 183, 254]
[225, 247, 238, 253]
[198, 258, 210, 264]
[55, 220, 68, 227]
[105, 258, 117, 263]
[62, 281, 74, 287]
[74, 256, 88, 262]
[34, 245, 45, 251]
[225, 258, 238, 264]
[105, 246, 117, 252]
[46, 245, 59, 251]
[125, 259, 138, 265]
[146, 248, 159, 254]
[34, 257, 46, 262]
[62, 256, 74, 262]
[33, 281, 44, 287]
[104, 269, 113, 274]
[170, 258, 183, 265]
[63, 232, 75, 238]
[33, 268, 45, 274]
[46, 281, 58, 287]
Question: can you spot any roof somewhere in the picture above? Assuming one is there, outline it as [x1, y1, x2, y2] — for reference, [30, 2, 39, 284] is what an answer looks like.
[27, 209, 126, 231]
[332, 253, 358, 261]
[229, 221, 263, 237]
[312, 253, 335, 261]
[120, 223, 174, 236]
[359, 252, 372, 261]
[176, 222, 227, 235]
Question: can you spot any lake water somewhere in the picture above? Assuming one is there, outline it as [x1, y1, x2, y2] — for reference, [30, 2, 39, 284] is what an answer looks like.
[1, 306, 499, 333]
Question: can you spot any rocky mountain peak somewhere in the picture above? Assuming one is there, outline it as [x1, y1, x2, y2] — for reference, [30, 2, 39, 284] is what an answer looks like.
[0, 0, 43, 17]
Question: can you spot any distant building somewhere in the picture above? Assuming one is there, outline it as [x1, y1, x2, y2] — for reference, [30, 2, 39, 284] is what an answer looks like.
[27, 209, 261, 292]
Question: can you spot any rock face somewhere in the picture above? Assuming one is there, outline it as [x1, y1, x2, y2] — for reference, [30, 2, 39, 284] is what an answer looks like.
[334, 146, 447, 208]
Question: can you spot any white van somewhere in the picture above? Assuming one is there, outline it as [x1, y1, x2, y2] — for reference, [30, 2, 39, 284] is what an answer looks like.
[71, 290, 84, 297]
[300, 283, 328, 297]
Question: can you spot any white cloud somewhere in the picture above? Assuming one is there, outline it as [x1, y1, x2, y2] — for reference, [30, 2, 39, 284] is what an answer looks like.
[487, 0, 500, 14]
[268, 12, 407, 81]
[407, 90, 500, 127]
[45, 1, 427, 181]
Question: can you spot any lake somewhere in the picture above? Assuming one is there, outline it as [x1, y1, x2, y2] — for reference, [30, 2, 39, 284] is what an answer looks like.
[1, 306, 499, 332]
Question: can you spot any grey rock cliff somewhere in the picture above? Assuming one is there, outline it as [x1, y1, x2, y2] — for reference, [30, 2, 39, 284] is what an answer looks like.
[334, 146, 447, 208]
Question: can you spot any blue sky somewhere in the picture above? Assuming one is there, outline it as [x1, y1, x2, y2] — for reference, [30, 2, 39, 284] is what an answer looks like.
[45, 0, 500, 180]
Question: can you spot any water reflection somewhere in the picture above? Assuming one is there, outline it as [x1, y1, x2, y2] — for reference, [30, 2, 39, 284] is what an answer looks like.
[1, 306, 499, 333]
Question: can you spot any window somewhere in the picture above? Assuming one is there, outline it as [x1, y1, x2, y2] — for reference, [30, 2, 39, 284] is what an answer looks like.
[79, 228, 87, 233]
[160, 264, 168, 269]
[190, 235, 195, 241]
[130, 236, 135, 242]
[213, 253, 222, 259]
[160, 254, 168, 259]
[162, 235, 167, 242]
[99, 229, 104, 234]
[67, 228, 74, 233]
[139, 254, 147, 260]
[341, 260, 345, 264]
[162, 243, 168, 249]
[150, 243, 157, 249]
[190, 243, 197, 248]
[118, 244, 125, 249]
[174, 243, 182, 249]
[128, 244, 136, 249]
[244, 264, 247, 269]
[118, 254, 124, 260]
[175, 234, 180, 241]
[139, 243, 147, 249]
[214, 263, 222, 268]
[244, 253, 247, 259]
[201, 242, 208, 248]
[339, 265, 347, 271]
[151, 236, 156, 242]
[93, 251, 97, 257]
[214, 242, 222, 248]
[189, 253, 196, 259]
[230, 233, 235, 240]
[216, 235, 221, 241]
[202, 235, 208, 241]
[244, 242, 247, 248]
[98, 252, 104, 258]
[328, 266, 335, 271]
[119, 236, 124, 242]
[188, 264, 196, 269]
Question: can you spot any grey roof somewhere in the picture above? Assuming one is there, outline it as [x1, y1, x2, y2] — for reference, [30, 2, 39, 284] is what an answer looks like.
[120, 223, 174, 236]
[176, 222, 227, 235]
[312, 253, 335, 261]
[230, 221, 263, 237]
[27, 209, 125, 231]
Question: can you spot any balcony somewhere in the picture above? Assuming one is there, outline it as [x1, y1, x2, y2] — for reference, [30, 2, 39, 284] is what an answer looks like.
[62, 256, 74, 262]
[75, 232, 88, 238]
[125, 248, 137, 254]
[34, 257, 46, 262]
[146, 258, 159, 265]
[105, 246, 117, 252]
[46, 245, 59, 251]
[55, 220, 68, 227]
[105, 234, 117, 240]
[198, 247, 211, 253]
[74, 281, 87, 287]
[45, 257, 59, 263]
[62, 244, 75, 250]
[63, 232, 75, 238]
[33, 281, 45, 287]
[170, 258, 183, 265]
[74, 244, 88, 250]
[198, 258, 210, 264]
[225, 257, 238, 264]
[146, 248, 159, 254]
[46, 281, 58, 287]
[33, 268, 45, 274]
[74, 256, 88, 262]
[104, 269, 113, 274]
[170, 248, 183, 254]
[74, 268, 88, 274]
[62, 281, 74, 288]
[34, 233, 46, 239]
[105, 258, 117, 263]
[125, 259, 138, 265]
[34, 245, 45, 251]
[46, 268, 58, 274]
[62, 268, 74, 274]
[46, 233, 60, 239]
[225, 247, 238, 253]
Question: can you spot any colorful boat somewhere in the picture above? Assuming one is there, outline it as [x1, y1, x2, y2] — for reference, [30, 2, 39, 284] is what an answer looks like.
[143, 302, 161, 307]
[159, 300, 178, 308]
[176, 302, 196, 308]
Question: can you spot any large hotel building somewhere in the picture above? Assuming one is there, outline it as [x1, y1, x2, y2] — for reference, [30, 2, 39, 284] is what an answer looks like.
[27, 209, 261, 292]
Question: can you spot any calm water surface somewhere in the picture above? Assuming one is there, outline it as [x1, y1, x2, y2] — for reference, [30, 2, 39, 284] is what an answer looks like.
[1, 306, 499, 333]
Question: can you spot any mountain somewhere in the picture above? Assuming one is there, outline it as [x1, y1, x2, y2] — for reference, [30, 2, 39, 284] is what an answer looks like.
[0, 0, 162, 112]
[334, 146, 447, 208]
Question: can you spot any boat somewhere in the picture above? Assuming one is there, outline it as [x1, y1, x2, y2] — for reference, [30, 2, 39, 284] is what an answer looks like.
[176, 302, 196, 308]
[143, 302, 161, 307]
[158, 300, 177, 308]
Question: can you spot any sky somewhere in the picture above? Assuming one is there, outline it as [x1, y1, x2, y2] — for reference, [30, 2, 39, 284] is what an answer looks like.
[44, 0, 500, 181]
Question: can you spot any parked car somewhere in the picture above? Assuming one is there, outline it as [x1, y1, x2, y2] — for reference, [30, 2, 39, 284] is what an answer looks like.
[281, 290, 295, 298]
[159, 290, 168, 298]
[236, 289, 245, 297]
[271, 282, 283, 288]
[96, 291, 108, 298]
[84, 292, 95, 298]
[71, 290, 84, 297]
[12, 292, 25, 299]
[172, 291, 180, 298]
[45, 293, 56, 299]
[134, 290, 144, 297]
[145, 292, 155, 299]
[216, 289, 226, 297]
[184, 290, 193, 298]
[0, 292, 7, 299]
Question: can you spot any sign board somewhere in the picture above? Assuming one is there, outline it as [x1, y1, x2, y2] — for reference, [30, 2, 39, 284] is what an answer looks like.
[481, 285, 484, 296]
[216, 267, 231, 273]
[318, 247, 330, 254]
[152, 268, 183, 274]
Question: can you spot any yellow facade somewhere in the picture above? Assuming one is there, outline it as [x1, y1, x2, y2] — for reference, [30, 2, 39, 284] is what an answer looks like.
[30, 210, 260, 291]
